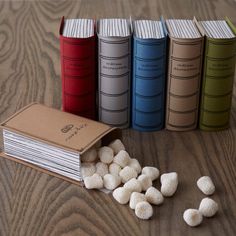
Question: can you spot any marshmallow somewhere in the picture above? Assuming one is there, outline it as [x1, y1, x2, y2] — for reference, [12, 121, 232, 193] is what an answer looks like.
[119, 166, 138, 183]
[145, 187, 164, 205]
[142, 166, 160, 181]
[129, 192, 146, 209]
[81, 162, 96, 179]
[81, 148, 97, 162]
[103, 174, 121, 190]
[95, 162, 108, 177]
[98, 146, 114, 164]
[128, 158, 141, 174]
[135, 201, 153, 220]
[183, 209, 203, 227]
[112, 187, 131, 204]
[199, 198, 218, 217]
[84, 173, 103, 189]
[108, 139, 125, 154]
[109, 163, 121, 176]
[113, 150, 130, 168]
[197, 176, 215, 195]
[124, 178, 142, 193]
[138, 174, 152, 191]
[160, 172, 178, 197]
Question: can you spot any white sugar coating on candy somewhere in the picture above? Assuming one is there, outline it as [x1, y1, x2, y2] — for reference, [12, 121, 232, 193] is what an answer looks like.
[95, 162, 108, 177]
[199, 198, 218, 217]
[145, 187, 164, 205]
[84, 173, 103, 189]
[142, 166, 160, 181]
[183, 209, 203, 227]
[119, 166, 138, 183]
[124, 178, 142, 193]
[113, 150, 130, 168]
[103, 174, 121, 190]
[160, 172, 178, 197]
[81, 148, 97, 163]
[109, 163, 121, 176]
[81, 163, 96, 179]
[108, 139, 125, 154]
[127, 158, 141, 174]
[112, 187, 131, 204]
[197, 176, 215, 195]
[137, 174, 152, 191]
[135, 201, 153, 220]
[129, 192, 146, 209]
[98, 146, 114, 164]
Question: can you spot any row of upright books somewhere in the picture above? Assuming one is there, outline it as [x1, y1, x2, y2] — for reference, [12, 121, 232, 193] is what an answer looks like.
[59, 17, 236, 132]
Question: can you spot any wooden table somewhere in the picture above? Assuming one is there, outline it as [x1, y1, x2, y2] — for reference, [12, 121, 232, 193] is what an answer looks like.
[0, 0, 235, 235]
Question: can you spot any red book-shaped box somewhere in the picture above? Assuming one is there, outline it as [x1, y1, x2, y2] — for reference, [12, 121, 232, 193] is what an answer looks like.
[59, 17, 96, 120]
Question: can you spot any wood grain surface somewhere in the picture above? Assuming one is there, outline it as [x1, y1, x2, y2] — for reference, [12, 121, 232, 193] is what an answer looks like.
[0, 0, 235, 235]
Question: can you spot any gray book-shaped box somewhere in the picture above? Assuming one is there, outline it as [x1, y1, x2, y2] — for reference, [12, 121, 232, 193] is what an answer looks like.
[97, 19, 132, 128]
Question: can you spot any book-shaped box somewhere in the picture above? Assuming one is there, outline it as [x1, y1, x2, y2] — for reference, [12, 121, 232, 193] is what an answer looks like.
[59, 17, 96, 120]
[196, 19, 236, 131]
[0, 103, 120, 186]
[97, 19, 132, 128]
[165, 19, 204, 131]
[132, 19, 168, 131]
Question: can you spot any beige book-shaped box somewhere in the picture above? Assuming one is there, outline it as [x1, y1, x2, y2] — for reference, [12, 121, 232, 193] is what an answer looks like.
[165, 18, 204, 131]
[0, 103, 120, 186]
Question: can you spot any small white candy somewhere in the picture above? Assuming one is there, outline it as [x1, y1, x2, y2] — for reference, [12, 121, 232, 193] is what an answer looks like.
[183, 209, 203, 227]
[98, 146, 114, 164]
[137, 174, 152, 191]
[127, 158, 141, 174]
[109, 163, 121, 176]
[145, 187, 164, 205]
[84, 173, 103, 189]
[108, 139, 125, 154]
[103, 174, 121, 190]
[119, 166, 138, 183]
[129, 192, 146, 209]
[95, 162, 108, 177]
[112, 187, 131, 204]
[197, 176, 215, 195]
[81, 163, 96, 179]
[113, 150, 130, 168]
[142, 166, 160, 181]
[160, 172, 178, 197]
[81, 148, 97, 162]
[199, 198, 218, 217]
[135, 201, 153, 220]
[124, 178, 142, 193]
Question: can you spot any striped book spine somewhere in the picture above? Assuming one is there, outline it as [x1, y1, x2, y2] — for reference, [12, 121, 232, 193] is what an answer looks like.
[132, 37, 167, 131]
[98, 36, 131, 128]
[165, 37, 204, 131]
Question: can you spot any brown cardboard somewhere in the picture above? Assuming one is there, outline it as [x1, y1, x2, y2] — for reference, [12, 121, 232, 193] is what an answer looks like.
[1, 103, 118, 154]
[165, 21, 204, 131]
[0, 103, 121, 185]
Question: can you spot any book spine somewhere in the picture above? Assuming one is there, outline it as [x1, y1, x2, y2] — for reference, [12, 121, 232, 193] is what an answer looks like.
[60, 35, 96, 120]
[98, 36, 131, 128]
[199, 38, 236, 131]
[132, 37, 167, 131]
[165, 38, 204, 131]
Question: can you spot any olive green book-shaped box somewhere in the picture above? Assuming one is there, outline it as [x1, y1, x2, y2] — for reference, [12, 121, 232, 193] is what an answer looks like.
[196, 18, 236, 131]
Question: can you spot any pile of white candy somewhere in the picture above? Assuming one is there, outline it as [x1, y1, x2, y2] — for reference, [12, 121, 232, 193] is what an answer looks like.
[183, 176, 218, 227]
[81, 139, 178, 220]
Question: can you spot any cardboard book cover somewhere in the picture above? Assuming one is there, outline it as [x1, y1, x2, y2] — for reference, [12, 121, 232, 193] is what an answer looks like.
[0, 103, 120, 185]
[165, 18, 204, 131]
[59, 17, 97, 120]
[196, 18, 236, 131]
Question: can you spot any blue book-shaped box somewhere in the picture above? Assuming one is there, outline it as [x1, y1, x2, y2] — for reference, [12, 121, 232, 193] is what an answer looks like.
[132, 19, 167, 131]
